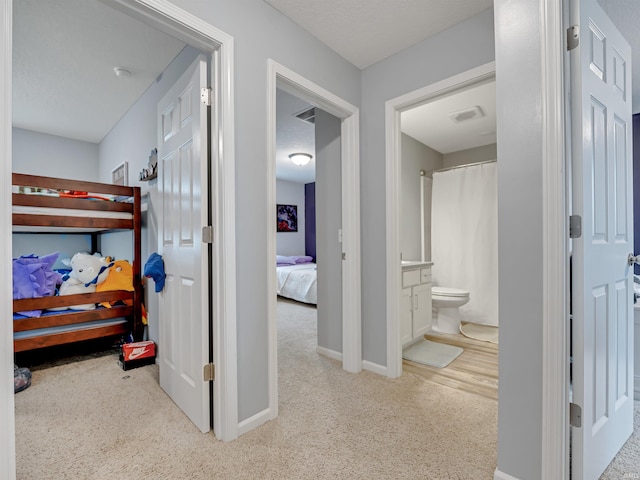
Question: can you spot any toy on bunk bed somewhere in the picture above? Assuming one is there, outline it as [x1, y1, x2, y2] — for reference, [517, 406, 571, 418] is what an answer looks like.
[50, 252, 111, 311]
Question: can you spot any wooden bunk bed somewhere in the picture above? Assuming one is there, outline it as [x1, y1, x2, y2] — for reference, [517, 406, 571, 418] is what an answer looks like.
[12, 173, 143, 353]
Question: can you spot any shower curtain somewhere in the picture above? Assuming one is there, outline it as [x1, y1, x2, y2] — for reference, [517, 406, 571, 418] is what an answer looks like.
[431, 162, 498, 326]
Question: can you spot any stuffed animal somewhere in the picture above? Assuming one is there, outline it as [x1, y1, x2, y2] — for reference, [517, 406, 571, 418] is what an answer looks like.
[96, 259, 134, 308]
[51, 252, 111, 310]
[12, 252, 63, 317]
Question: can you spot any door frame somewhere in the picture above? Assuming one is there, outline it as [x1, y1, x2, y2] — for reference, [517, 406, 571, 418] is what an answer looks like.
[1, 6, 239, 473]
[384, 61, 497, 379]
[103, 0, 239, 443]
[266, 60, 361, 419]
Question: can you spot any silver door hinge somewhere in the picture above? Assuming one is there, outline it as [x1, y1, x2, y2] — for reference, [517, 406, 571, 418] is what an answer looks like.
[567, 25, 580, 51]
[202, 225, 213, 244]
[569, 215, 582, 238]
[201, 87, 212, 106]
[570, 402, 582, 427]
[203, 363, 215, 381]
[342, 252, 346, 261]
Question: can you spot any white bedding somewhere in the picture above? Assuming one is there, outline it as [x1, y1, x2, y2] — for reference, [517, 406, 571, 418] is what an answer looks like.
[276, 263, 317, 305]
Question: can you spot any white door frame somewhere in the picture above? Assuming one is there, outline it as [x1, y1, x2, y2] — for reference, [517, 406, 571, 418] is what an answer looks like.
[104, 0, 239, 443]
[1, 7, 238, 474]
[384, 61, 496, 379]
[266, 60, 361, 419]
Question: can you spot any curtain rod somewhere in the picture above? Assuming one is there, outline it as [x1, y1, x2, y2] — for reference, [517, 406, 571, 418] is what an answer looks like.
[420, 159, 497, 176]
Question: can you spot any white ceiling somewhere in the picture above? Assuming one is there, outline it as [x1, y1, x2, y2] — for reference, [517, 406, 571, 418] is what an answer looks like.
[12, 0, 186, 144]
[264, 0, 493, 70]
[11, 0, 640, 184]
[276, 90, 316, 184]
[401, 80, 496, 154]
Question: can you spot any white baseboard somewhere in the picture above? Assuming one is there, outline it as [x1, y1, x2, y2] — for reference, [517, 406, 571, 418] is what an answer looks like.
[362, 360, 388, 376]
[494, 469, 519, 480]
[316, 346, 343, 361]
[237, 407, 273, 436]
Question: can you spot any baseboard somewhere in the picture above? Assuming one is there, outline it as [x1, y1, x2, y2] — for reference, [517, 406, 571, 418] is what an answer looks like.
[316, 346, 343, 361]
[494, 469, 519, 480]
[362, 360, 388, 376]
[237, 407, 273, 436]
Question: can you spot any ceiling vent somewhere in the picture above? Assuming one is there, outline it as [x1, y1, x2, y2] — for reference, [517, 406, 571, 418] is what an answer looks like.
[294, 107, 316, 124]
[448, 105, 484, 124]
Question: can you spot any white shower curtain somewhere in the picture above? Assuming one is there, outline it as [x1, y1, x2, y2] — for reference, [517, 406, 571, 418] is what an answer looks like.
[431, 162, 498, 326]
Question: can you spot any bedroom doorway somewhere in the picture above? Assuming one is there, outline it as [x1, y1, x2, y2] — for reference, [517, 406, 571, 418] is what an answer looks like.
[266, 60, 360, 420]
[4, 4, 237, 475]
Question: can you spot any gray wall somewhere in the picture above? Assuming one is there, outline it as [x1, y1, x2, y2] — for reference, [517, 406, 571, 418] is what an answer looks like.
[170, 0, 360, 422]
[13, 127, 99, 180]
[276, 179, 306, 256]
[401, 133, 443, 261]
[315, 109, 342, 354]
[442, 143, 497, 168]
[494, 0, 543, 477]
[12, 128, 96, 266]
[360, 8, 496, 367]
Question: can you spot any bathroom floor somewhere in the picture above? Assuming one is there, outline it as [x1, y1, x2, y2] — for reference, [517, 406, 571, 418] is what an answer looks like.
[403, 329, 498, 400]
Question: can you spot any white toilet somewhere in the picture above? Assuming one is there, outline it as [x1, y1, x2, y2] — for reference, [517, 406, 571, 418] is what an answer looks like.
[431, 286, 470, 334]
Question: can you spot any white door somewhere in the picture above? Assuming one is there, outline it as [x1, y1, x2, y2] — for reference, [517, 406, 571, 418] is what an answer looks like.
[157, 55, 211, 433]
[412, 283, 431, 337]
[570, 0, 633, 477]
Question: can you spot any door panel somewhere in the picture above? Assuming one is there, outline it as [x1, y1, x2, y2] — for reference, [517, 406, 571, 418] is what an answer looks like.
[157, 55, 210, 433]
[570, 0, 633, 477]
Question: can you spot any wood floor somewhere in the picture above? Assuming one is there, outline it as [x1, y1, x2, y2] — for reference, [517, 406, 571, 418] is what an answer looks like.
[403, 328, 498, 401]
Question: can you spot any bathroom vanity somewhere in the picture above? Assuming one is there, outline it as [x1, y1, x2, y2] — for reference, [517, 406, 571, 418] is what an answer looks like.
[401, 261, 433, 347]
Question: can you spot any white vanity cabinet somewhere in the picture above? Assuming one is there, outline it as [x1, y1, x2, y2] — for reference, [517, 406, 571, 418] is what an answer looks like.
[401, 262, 432, 347]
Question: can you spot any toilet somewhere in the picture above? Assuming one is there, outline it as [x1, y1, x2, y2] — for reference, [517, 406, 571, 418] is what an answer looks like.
[431, 286, 470, 334]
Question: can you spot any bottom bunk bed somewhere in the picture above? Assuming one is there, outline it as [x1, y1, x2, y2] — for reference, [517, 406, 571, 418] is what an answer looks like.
[13, 291, 137, 353]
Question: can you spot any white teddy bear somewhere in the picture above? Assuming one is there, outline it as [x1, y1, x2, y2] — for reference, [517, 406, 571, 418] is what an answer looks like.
[51, 252, 111, 310]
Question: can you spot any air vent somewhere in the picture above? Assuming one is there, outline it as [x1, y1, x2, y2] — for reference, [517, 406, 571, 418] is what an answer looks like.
[294, 107, 316, 124]
[448, 105, 484, 124]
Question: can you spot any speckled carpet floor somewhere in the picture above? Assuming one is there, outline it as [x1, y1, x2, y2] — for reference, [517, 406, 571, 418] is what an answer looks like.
[14, 298, 500, 479]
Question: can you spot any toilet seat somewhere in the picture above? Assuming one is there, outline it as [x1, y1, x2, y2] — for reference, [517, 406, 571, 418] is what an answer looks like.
[432, 286, 468, 297]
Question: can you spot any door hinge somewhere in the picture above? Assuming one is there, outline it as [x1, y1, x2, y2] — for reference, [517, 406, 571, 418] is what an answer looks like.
[567, 25, 580, 51]
[203, 363, 215, 381]
[202, 225, 213, 244]
[570, 402, 582, 427]
[201, 87, 212, 106]
[569, 215, 582, 238]
[342, 252, 346, 261]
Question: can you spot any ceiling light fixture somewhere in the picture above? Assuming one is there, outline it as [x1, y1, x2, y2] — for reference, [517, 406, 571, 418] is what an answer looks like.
[113, 67, 133, 79]
[289, 153, 312, 166]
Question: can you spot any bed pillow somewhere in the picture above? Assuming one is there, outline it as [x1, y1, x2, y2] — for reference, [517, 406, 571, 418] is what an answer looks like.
[276, 255, 296, 266]
[292, 255, 313, 264]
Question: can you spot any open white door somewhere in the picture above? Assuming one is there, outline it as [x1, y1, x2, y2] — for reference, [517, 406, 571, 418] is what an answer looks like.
[157, 55, 211, 433]
[570, 0, 633, 477]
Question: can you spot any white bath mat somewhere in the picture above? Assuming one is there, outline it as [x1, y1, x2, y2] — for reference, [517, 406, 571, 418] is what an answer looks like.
[402, 339, 463, 368]
[459, 322, 499, 344]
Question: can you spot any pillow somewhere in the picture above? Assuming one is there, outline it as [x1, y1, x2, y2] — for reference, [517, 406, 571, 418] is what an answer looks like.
[292, 255, 313, 264]
[276, 255, 296, 266]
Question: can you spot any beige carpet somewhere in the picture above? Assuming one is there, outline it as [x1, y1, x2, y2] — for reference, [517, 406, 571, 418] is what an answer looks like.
[16, 298, 498, 479]
[459, 322, 499, 344]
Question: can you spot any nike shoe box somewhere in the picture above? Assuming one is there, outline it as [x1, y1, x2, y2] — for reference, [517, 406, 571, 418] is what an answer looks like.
[119, 341, 156, 370]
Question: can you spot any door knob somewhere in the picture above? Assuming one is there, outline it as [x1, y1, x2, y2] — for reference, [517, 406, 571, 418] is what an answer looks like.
[628, 254, 640, 266]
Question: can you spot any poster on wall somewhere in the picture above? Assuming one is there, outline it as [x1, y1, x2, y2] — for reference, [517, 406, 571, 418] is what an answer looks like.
[277, 204, 298, 232]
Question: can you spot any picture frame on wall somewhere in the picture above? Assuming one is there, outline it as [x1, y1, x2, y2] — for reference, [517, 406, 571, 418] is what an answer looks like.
[277, 204, 298, 232]
[112, 162, 128, 186]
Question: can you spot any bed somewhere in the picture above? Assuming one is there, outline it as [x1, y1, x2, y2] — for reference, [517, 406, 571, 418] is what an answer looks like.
[276, 255, 317, 305]
[12, 173, 143, 352]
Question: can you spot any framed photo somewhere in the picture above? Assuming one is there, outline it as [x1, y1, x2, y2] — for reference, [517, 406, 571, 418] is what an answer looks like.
[112, 162, 128, 186]
[277, 204, 298, 232]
